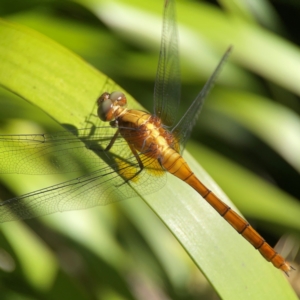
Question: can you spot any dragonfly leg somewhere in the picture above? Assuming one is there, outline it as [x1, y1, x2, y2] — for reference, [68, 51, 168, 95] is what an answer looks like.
[116, 143, 144, 186]
[105, 129, 120, 151]
[128, 144, 144, 171]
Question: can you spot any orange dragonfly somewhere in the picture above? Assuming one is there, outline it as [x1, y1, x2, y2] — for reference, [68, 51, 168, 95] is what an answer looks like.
[0, 0, 292, 274]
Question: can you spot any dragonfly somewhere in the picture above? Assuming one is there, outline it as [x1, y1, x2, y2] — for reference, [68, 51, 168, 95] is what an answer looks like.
[0, 0, 292, 274]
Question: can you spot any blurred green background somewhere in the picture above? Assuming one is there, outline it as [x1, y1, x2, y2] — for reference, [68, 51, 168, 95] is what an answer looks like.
[1, 0, 300, 299]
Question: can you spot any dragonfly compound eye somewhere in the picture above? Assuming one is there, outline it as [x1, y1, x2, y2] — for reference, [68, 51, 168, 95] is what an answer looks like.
[110, 91, 127, 106]
[97, 92, 114, 121]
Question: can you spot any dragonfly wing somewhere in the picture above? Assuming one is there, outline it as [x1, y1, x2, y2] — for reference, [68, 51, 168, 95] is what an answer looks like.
[153, 0, 181, 127]
[172, 47, 232, 151]
[0, 150, 166, 222]
[0, 126, 126, 174]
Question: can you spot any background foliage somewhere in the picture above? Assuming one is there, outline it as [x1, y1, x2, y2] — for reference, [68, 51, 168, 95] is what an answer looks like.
[0, 0, 300, 299]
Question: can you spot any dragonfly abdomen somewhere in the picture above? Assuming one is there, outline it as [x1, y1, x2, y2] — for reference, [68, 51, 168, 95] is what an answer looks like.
[202, 187, 292, 273]
[161, 151, 292, 274]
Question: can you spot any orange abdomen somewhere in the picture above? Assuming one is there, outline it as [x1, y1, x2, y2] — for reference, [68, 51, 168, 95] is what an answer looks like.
[161, 147, 292, 274]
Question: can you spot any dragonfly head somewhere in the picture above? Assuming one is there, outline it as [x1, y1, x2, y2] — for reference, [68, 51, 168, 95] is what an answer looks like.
[97, 91, 127, 121]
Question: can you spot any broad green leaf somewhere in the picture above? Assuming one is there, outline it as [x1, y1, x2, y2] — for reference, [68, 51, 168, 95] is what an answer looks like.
[1, 221, 58, 290]
[0, 18, 297, 300]
[209, 89, 300, 173]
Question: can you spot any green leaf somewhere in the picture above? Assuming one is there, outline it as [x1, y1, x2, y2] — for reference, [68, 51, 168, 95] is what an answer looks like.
[209, 89, 300, 173]
[0, 18, 297, 300]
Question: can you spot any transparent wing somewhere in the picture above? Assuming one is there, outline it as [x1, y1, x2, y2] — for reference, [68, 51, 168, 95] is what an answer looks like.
[172, 47, 232, 151]
[0, 127, 166, 222]
[0, 153, 165, 223]
[0, 127, 121, 175]
[153, 0, 181, 127]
